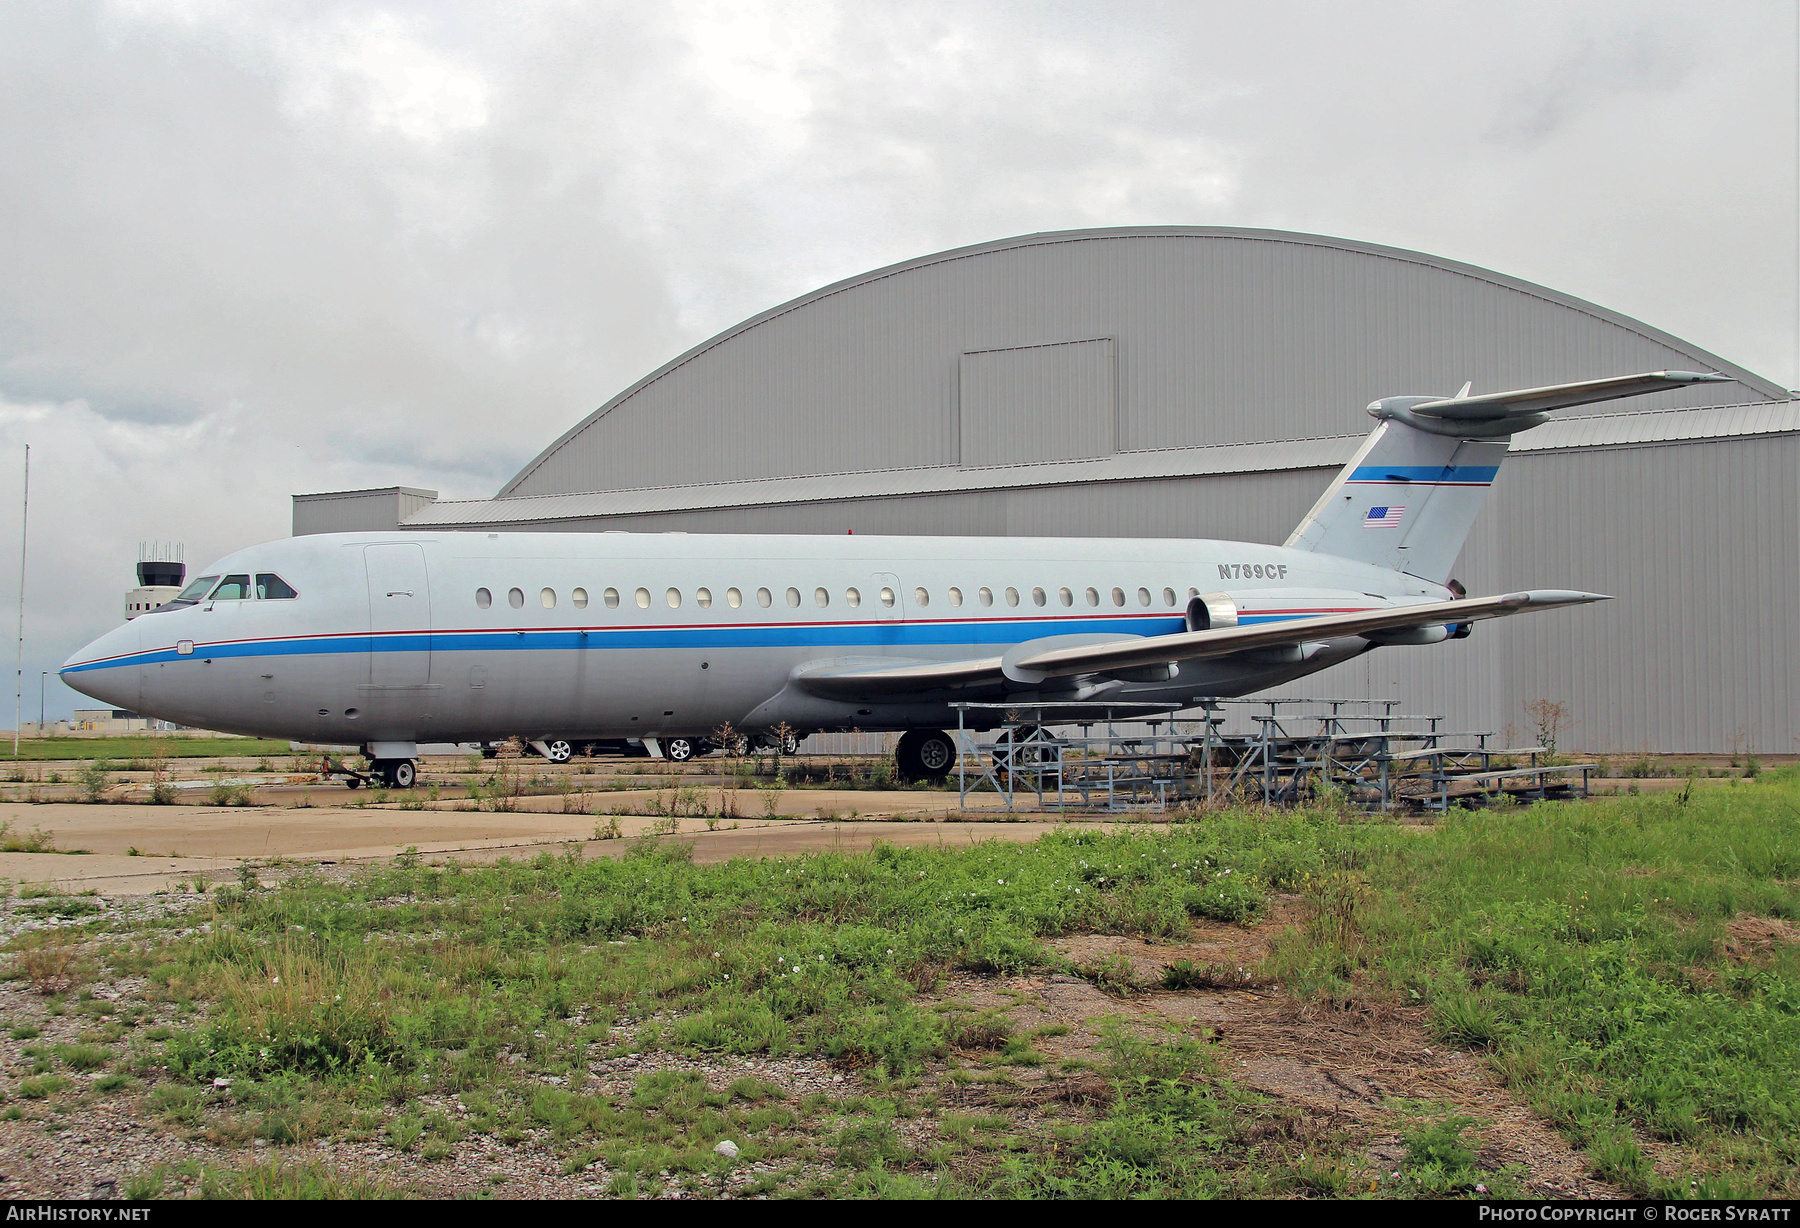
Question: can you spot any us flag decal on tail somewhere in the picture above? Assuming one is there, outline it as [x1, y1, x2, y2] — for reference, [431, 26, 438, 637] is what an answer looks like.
[1363, 505, 1405, 529]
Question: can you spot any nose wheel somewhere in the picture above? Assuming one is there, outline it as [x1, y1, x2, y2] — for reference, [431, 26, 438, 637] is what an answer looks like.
[367, 758, 417, 789]
[664, 737, 694, 762]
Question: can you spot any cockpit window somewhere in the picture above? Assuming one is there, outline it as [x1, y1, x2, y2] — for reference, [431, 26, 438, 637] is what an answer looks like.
[212, 574, 252, 600]
[256, 574, 298, 599]
[177, 575, 219, 602]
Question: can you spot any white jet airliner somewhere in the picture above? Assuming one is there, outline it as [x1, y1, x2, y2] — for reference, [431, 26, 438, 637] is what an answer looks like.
[62, 371, 1726, 787]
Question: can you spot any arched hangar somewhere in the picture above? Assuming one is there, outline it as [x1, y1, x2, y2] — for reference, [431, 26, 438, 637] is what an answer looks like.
[298, 227, 1800, 753]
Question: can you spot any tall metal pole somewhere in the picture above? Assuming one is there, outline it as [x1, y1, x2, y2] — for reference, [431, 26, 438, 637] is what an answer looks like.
[13, 444, 27, 759]
[39, 671, 47, 735]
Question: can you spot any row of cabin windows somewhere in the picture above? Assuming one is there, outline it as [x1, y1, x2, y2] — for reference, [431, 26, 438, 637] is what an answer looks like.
[473, 584, 1192, 612]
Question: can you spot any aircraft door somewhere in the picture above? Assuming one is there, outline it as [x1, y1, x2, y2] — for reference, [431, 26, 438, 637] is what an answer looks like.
[365, 544, 431, 686]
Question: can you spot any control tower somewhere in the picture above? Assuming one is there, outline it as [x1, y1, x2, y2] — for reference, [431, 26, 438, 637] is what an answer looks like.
[125, 542, 185, 620]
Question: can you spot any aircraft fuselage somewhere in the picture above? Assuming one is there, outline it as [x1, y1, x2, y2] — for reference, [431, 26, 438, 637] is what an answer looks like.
[62, 530, 1447, 747]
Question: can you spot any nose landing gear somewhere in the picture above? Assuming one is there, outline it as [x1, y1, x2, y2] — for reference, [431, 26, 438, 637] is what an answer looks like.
[327, 755, 417, 789]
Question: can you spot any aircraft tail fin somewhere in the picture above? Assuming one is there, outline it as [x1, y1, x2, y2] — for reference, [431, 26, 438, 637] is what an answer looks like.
[1284, 370, 1733, 581]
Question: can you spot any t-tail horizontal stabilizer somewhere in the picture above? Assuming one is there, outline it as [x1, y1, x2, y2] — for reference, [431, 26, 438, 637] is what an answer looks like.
[1287, 370, 1735, 581]
[1371, 369, 1734, 437]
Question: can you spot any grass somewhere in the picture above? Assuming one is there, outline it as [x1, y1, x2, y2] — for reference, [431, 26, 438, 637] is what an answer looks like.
[6, 737, 293, 762]
[124, 1158, 410, 1199]
[140, 819, 1336, 1086]
[2, 774, 1788, 1200]
[1261, 769, 1800, 1196]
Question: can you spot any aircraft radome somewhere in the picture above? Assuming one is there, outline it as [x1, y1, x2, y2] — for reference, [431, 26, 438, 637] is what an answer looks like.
[63, 371, 1726, 787]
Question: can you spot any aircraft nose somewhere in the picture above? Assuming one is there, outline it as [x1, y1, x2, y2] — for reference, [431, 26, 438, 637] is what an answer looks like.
[61, 620, 141, 709]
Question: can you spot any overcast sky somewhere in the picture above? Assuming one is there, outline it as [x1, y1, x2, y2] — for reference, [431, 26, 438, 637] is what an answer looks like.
[1, 0, 1794, 720]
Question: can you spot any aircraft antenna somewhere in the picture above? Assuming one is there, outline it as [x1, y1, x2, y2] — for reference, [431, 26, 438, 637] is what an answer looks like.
[12, 444, 27, 759]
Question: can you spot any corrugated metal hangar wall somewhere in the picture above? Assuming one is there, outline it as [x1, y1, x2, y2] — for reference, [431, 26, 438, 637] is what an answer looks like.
[301, 227, 1800, 753]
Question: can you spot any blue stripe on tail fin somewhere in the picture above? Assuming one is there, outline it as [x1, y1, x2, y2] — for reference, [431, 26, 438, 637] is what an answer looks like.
[1285, 421, 1509, 582]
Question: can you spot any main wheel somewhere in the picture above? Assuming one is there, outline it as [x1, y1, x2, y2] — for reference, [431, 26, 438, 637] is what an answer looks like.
[543, 739, 573, 764]
[895, 729, 956, 782]
[780, 731, 801, 756]
[664, 737, 694, 762]
[389, 758, 417, 789]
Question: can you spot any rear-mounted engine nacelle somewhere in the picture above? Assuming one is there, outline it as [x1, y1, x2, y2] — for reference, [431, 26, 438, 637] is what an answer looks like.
[1186, 593, 1239, 632]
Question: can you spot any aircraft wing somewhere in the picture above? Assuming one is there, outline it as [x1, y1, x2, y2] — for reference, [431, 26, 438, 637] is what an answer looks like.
[1407, 370, 1731, 420]
[795, 654, 1006, 696]
[1010, 589, 1606, 678]
[795, 589, 1608, 697]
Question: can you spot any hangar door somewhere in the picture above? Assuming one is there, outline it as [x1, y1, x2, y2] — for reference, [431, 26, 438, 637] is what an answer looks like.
[959, 337, 1116, 467]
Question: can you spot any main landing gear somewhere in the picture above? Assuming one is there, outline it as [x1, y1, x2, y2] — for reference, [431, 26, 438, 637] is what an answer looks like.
[895, 729, 956, 783]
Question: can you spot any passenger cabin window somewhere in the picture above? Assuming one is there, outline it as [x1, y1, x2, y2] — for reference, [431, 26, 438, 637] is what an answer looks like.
[1085, 587, 1099, 606]
[509, 588, 525, 609]
[697, 588, 712, 608]
[727, 587, 742, 608]
[978, 587, 993, 607]
[667, 588, 681, 608]
[541, 588, 556, 609]
[1138, 587, 1152, 607]
[255, 574, 298, 599]
[846, 588, 861, 608]
[1005, 587, 1019, 607]
[476, 587, 492, 609]
[572, 588, 588, 609]
[635, 588, 651, 609]
[1163, 588, 1176, 607]
[1057, 587, 1072, 607]
[948, 587, 962, 607]
[785, 587, 801, 608]
[1112, 587, 1125, 607]
[213, 575, 252, 600]
[757, 588, 772, 608]
[879, 587, 896, 608]
[1032, 588, 1047, 607]
[814, 587, 829, 608]
[915, 588, 929, 607]
[604, 587, 620, 609]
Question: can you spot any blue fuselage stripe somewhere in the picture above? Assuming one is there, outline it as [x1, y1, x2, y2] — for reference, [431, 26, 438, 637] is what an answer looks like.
[62, 610, 1336, 674]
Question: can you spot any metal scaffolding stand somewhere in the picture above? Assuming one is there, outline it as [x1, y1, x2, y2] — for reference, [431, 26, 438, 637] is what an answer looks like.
[952, 700, 1215, 812]
[1205, 698, 1596, 811]
[951, 697, 1595, 814]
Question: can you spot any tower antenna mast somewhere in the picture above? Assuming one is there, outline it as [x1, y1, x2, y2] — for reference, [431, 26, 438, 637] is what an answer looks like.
[13, 444, 28, 759]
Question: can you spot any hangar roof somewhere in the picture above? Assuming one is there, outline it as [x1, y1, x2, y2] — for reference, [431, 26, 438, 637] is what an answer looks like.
[495, 226, 1783, 506]
[406, 399, 1800, 528]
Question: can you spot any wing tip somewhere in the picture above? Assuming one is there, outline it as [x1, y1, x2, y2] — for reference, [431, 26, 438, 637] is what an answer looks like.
[1513, 589, 1613, 606]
